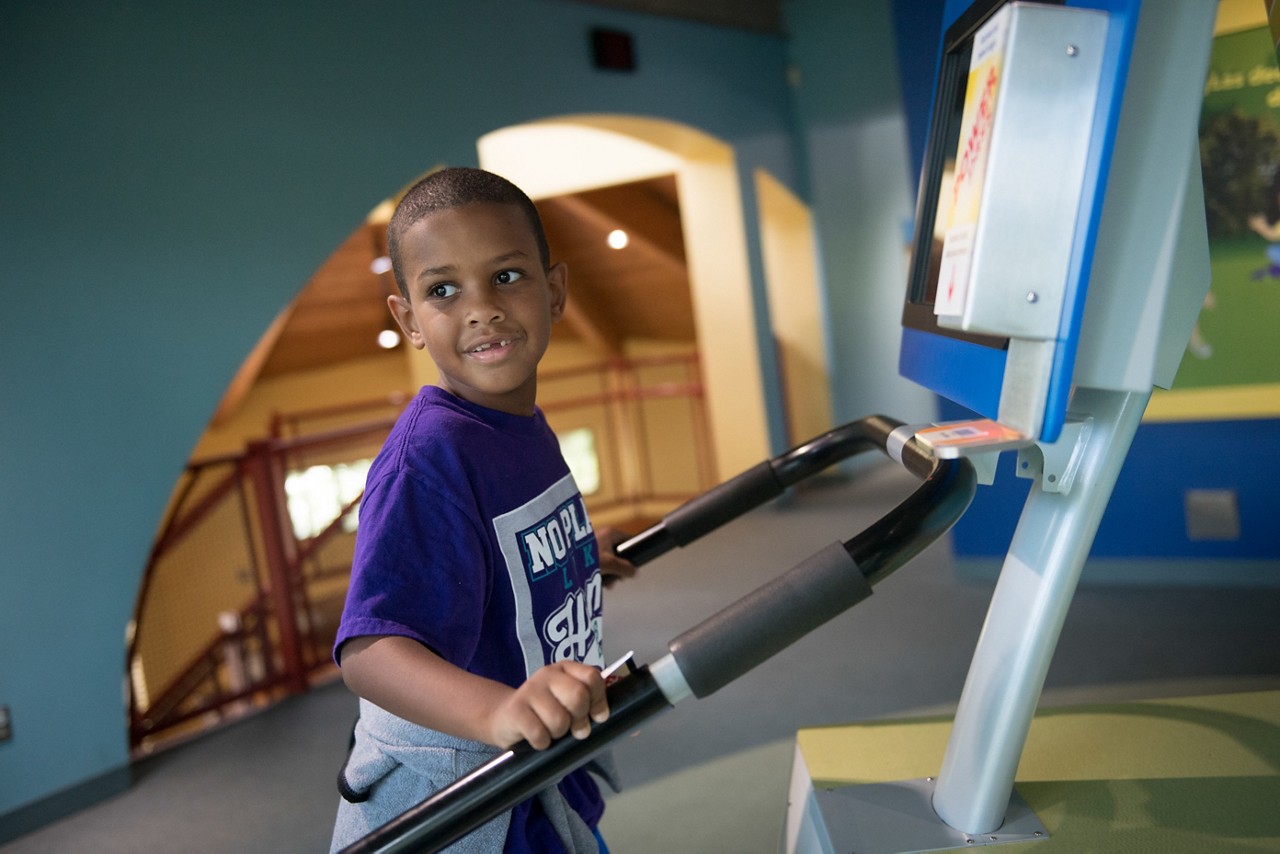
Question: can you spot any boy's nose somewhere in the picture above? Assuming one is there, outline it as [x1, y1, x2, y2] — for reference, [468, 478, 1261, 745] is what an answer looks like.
[465, 289, 505, 325]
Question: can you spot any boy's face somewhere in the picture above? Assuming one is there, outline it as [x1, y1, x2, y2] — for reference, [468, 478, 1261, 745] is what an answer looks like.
[387, 203, 567, 416]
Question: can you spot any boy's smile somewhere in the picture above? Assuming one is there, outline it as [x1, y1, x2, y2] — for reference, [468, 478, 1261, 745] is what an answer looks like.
[388, 202, 567, 415]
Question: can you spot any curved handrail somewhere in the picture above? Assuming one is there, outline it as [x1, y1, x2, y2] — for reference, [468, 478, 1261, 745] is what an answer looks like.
[340, 415, 976, 854]
[614, 415, 912, 566]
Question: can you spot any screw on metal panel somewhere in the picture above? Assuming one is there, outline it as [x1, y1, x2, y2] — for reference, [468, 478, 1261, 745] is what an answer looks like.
[1026, 291, 1039, 303]
[1066, 44, 1079, 56]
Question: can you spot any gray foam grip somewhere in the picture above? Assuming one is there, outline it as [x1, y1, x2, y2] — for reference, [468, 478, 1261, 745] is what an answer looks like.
[667, 542, 871, 699]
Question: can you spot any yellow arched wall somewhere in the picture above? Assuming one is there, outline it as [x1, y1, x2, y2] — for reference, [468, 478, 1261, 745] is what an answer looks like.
[477, 116, 772, 479]
[755, 168, 833, 444]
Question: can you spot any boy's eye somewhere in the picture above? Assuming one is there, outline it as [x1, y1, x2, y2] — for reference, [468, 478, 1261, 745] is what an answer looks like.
[495, 269, 524, 285]
[427, 282, 459, 299]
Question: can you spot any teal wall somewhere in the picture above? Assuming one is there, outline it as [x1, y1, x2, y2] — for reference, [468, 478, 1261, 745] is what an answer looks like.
[783, 0, 939, 428]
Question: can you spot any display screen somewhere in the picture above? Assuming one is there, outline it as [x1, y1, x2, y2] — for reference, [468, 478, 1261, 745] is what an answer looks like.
[909, 38, 971, 309]
[901, 0, 1064, 348]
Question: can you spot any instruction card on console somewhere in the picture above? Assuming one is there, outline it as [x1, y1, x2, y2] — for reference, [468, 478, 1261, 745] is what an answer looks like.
[935, 6, 1010, 320]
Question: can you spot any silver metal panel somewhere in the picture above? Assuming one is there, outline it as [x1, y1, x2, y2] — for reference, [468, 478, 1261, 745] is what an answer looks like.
[997, 337, 1056, 438]
[1072, 1, 1216, 391]
[937, 3, 1108, 340]
[785, 746, 837, 854]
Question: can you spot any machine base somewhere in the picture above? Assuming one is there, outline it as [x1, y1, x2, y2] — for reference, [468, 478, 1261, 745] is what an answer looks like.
[811, 778, 1047, 852]
[784, 690, 1280, 853]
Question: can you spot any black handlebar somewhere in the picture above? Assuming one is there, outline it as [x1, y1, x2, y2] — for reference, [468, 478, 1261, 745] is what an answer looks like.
[341, 415, 976, 854]
[615, 415, 915, 566]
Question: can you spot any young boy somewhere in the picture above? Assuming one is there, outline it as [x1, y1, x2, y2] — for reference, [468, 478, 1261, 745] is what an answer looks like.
[330, 168, 636, 853]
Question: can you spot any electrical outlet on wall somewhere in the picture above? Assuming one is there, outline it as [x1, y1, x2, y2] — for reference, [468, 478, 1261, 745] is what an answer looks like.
[1185, 488, 1241, 541]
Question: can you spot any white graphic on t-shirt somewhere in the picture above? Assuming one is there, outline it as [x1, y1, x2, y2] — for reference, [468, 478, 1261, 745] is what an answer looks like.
[544, 572, 604, 665]
[493, 474, 604, 677]
[518, 495, 595, 586]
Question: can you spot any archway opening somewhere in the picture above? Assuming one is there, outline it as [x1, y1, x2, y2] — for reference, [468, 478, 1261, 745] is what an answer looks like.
[479, 115, 773, 480]
[125, 115, 820, 754]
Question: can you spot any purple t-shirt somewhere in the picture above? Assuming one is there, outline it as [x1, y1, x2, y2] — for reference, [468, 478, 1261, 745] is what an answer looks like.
[335, 386, 606, 848]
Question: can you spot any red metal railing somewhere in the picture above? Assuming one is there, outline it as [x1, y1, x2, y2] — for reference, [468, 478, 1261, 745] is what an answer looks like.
[127, 421, 392, 751]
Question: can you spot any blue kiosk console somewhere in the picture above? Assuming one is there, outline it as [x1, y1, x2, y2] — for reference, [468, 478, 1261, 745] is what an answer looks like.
[336, 2, 1232, 852]
[786, 0, 1217, 849]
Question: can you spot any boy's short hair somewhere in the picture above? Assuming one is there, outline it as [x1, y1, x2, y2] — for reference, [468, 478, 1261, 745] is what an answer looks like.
[386, 167, 552, 296]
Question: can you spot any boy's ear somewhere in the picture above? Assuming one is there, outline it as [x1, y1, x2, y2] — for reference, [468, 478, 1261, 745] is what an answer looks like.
[387, 294, 426, 350]
[547, 261, 568, 322]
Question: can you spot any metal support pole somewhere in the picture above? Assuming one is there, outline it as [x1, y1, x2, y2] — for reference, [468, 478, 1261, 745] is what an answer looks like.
[932, 386, 1149, 834]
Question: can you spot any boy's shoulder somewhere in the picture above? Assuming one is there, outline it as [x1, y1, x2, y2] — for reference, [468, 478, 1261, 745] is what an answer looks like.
[377, 387, 475, 472]
[376, 386, 553, 480]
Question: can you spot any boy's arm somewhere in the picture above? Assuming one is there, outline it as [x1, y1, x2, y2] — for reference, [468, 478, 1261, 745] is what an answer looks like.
[339, 635, 609, 749]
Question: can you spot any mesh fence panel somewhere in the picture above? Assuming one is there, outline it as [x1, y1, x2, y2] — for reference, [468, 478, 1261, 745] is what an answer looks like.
[131, 461, 261, 720]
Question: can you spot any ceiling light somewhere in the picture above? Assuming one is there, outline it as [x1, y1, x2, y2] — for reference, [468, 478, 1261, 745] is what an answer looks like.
[377, 329, 401, 349]
[607, 229, 629, 250]
[370, 256, 393, 275]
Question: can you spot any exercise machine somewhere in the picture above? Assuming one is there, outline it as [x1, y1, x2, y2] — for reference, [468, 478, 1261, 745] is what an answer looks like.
[795, 0, 1215, 848]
